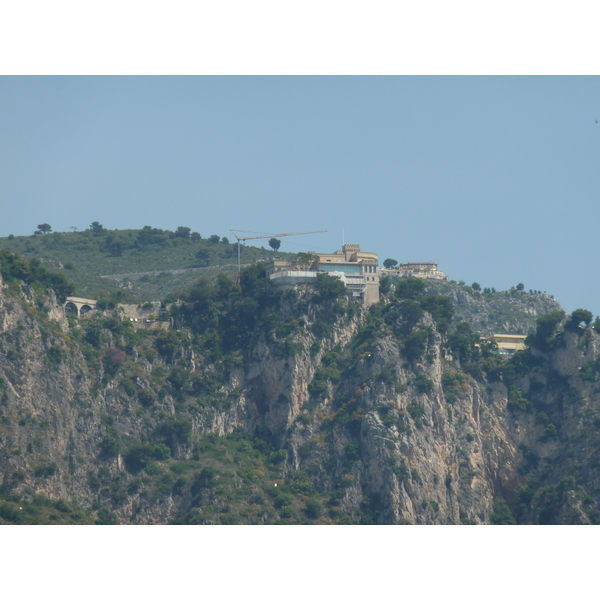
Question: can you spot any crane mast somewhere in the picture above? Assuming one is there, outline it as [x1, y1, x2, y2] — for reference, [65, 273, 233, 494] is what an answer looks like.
[229, 229, 327, 275]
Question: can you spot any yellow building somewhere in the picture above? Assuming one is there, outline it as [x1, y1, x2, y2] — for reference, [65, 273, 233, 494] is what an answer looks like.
[482, 334, 527, 355]
[266, 244, 380, 306]
[380, 261, 448, 280]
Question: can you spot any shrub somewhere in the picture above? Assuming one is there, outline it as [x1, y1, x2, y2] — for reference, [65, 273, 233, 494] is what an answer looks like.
[99, 433, 121, 459]
[124, 443, 170, 474]
[191, 467, 217, 495]
[47, 344, 65, 366]
[120, 377, 137, 397]
[447, 322, 480, 363]
[310, 340, 321, 357]
[103, 347, 126, 376]
[274, 493, 293, 509]
[407, 401, 426, 428]
[507, 387, 530, 412]
[96, 508, 120, 525]
[305, 498, 322, 520]
[395, 278, 425, 300]
[308, 378, 328, 398]
[345, 441, 361, 462]
[419, 294, 454, 333]
[403, 328, 429, 361]
[315, 273, 346, 301]
[155, 416, 193, 452]
[96, 296, 118, 311]
[155, 330, 182, 360]
[379, 276, 392, 294]
[0, 503, 22, 523]
[566, 308, 593, 332]
[34, 462, 58, 478]
[138, 388, 156, 407]
[84, 321, 105, 348]
[396, 300, 423, 333]
[411, 469, 423, 485]
[414, 374, 433, 394]
[289, 472, 315, 495]
[527, 311, 565, 351]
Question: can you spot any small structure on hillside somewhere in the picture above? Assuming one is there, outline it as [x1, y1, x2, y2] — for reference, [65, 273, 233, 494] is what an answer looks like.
[483, 334, 527, 355]
[64, 297, 97, 317]
[119, 302, 172, 330]
[380, 261, 448, 281]
[266, 244, 380, 306]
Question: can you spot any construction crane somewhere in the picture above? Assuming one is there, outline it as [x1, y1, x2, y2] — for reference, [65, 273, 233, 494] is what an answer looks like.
[230, 229, 327, 275]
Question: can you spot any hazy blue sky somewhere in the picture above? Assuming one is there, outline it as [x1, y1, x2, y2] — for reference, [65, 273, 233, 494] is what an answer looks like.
[1, 76, 599, 315]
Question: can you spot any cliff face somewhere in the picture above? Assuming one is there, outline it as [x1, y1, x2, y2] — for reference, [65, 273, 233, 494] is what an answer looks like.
[423, 280, 563, 336]
[1, 278, 599, 525]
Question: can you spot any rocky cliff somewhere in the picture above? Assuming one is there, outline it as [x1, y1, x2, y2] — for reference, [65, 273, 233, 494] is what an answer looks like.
[422, 279, 563, 336]
[1, 268, 599, 525]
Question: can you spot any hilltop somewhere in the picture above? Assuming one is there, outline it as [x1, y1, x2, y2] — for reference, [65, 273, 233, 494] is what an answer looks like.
[0, 226, 564, 338]
[420, 279, 562, 336]
[0, 225, 297, 303]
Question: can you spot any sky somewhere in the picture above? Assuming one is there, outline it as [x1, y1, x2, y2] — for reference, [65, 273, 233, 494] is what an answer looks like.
[1, 76, 599, 315]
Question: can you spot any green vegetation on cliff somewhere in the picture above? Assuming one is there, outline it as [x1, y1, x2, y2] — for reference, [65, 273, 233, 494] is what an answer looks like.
[1, 243, 600, 525]
[0, 225, 297, 302]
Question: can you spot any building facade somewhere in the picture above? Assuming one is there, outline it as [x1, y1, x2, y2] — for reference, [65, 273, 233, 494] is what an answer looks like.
[482, 334, 527, 355]
[380, 261, 448, 281]
[266, 244, 380, 306]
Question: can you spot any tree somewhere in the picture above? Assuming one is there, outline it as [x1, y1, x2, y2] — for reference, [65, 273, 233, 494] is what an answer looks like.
[397, 300, 424, 333]
[175, 226, 191, 239]
[395, 277, 425, 300]
[403, 328, 429, 361]
[379, 276, 392, 294]
[221, 236, 229, 245]
[190, 232, 201, 242]
[103, 347, 126, 376]
[294, 252, 316, 270]
[305, 498, 321, 520]
[37, 223, 52, 234]
[489, 499, 516, 525]
[471, 282, 481, 291]
[155, 416, 192, 453]
[420, 294, 454, 334]
[209, 235, 220, 244]
[516, 283, 525, 291]
[527, 311, 565, 351]
[383, 258, 398, 269]
[447, 322, 480, 363]
[88, 222, 104, 234]
[566, 308, 593, 331]
[195, 248, 211, 266]
[269, 237, 281, 251]
[315, 273, 346, 300]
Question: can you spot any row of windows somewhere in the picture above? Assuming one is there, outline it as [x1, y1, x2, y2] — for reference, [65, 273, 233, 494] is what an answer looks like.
[321, 264, 361, 273]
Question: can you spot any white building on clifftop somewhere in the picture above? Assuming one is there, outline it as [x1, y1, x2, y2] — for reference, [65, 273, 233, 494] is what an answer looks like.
[266, 244, 380, 306]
